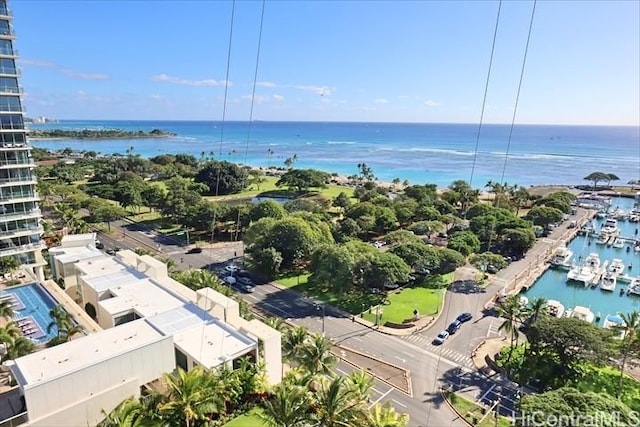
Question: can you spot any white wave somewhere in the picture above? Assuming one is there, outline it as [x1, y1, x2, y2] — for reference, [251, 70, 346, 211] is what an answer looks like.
[372, 147, 475, 156]
[326, 140, 357, 145]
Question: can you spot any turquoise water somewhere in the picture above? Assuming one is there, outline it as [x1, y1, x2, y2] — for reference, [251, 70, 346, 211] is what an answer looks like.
[524, 197, 640, 326]
[0, 283, 59, 344]
[28, 121, 640, 188]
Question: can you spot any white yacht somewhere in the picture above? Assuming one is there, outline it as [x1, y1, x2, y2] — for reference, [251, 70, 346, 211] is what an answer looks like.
[609, 258, 625, 276]
[567, 253, 601, 285]
[613, 238, 624, 249]
[596, 233, 609, 245]
[602, 314, 625, 336]
[628, 278, 640, 296]
[550, 246, 573, 266]
[600, 272, 617, 291]
[545, 300, 565, 318]
[566, 306, 595, 323]
[602, 218, 618, 235]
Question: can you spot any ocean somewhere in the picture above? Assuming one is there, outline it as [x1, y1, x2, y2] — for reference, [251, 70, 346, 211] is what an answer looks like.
[28, 120, 640, 189]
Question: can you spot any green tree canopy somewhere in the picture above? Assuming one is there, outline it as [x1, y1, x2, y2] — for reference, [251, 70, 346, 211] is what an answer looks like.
[194, 160, 249, 195]
[276, 169, 330, 193]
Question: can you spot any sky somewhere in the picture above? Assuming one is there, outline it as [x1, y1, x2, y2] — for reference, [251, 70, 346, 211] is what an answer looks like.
[10, 0, 640, 125]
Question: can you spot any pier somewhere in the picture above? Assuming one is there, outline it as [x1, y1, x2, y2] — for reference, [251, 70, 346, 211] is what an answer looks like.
[495, 207, 596, 298]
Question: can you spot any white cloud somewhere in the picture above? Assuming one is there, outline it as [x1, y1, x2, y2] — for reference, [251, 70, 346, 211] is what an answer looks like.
[17, 58, 56, 68]
[273, 94, 284, 102]
[424, 100, 441, 107]
[19, 58, 110, 80]
[293, 85, 334, 96]
[61, 69, 109, 80]
[257, 81, 278, 88]
[151, 73, 231, 87]
[374, 98, 389, 104]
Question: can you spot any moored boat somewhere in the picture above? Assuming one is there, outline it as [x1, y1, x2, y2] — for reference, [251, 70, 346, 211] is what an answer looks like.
[566, 305, 595, 323]
[600, 272, 617, 291]
[550, 246, 573, 266]
[545, 300, 565, 318]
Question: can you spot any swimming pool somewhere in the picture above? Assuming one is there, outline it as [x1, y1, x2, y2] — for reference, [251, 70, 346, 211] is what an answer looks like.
[0, 283, 60, 344]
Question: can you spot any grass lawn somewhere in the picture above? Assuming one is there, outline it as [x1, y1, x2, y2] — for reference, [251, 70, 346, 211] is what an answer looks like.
[275, 273, 386, 314]
[362, 286, 444, 324]
[205, 175, 355, 204]
[223, 408, 266, 427]
[445, 391, 511, 427]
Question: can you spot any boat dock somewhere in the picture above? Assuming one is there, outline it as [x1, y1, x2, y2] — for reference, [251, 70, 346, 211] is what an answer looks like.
[495, 207, 596, 297]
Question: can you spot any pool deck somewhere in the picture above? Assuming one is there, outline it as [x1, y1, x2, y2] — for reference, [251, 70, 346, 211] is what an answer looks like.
[41, 279, 102, 335]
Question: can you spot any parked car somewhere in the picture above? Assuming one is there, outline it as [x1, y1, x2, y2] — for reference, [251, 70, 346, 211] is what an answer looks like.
[486, 264, 499, 274]
[222, 276, 237, 285]
[105, 248, 116, 256]
[95, 240, 104, 250]
[225, 264, 239, 273]
[433, 330, 450, 345]
[456, 312, 473, 323]
[383, 282, 400, 290]
[238, 283, 255, 293]
[447, 320, 461, 334]
[187, 247, 203, 254]
[238, 276, 254, 286]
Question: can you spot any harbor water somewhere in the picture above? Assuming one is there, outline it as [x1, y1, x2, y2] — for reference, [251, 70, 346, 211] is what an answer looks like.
[524, 196, 640, 326]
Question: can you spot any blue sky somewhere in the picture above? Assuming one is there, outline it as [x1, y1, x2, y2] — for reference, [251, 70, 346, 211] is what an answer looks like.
[11, 0, 640, 125]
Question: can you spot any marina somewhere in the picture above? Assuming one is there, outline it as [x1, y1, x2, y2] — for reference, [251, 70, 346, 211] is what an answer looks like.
[523, 195, 640, 327]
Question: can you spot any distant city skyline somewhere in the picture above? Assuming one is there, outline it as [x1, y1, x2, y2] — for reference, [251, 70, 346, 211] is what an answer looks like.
[12, 1, 640, 126]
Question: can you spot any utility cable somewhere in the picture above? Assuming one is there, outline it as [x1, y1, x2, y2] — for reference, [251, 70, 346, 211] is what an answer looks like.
[499, 0, 537, 185]
[235, 0, 267, 245]
[468, 0, 502, 189]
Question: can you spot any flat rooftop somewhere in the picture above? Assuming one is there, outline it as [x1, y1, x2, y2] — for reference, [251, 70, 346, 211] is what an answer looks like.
[99, 278, 185, 317]
[50, 245, 103, 264]
[75, 256, 128, 279]
[147, 303, 257, 369]
[11, 319, 165, 387]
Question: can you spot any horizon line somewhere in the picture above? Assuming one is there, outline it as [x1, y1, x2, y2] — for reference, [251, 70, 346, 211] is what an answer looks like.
[30, 119, 640, 128]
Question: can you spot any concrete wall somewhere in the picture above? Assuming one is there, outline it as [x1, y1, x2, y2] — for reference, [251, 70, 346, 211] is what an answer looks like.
[21, 336, 174, 423]
[25, 379, 140, 427]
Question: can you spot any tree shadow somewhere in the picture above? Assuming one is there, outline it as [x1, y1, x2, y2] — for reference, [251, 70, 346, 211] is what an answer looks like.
[448, 280, 486, 294]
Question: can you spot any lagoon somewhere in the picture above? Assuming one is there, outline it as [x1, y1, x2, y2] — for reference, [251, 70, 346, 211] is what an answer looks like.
[524, 196, 640, 326]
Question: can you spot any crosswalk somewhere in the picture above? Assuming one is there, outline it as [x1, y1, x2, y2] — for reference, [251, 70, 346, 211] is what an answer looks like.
[402, 334, 475, 368]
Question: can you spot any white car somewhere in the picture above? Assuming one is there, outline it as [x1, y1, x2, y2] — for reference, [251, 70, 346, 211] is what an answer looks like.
[225, 264, 239, 273]
[433, 330, 449, 345]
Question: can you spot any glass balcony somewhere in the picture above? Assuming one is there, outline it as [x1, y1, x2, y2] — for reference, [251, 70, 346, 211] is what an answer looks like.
[0, 176, 37, 185]
[0, 8, 12, 18]
[0, 208, 41, 222]
[0, 158, 34, 166]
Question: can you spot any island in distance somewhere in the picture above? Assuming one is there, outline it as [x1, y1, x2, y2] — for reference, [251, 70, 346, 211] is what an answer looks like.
[28, 128, 176, 139]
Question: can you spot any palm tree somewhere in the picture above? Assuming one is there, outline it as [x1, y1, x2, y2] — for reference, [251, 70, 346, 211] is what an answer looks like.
[496, 295, 524, 364]
[616, 311, 640, 397]
[298, 334, 337, 376]
[98, 397, 147, 427]
[0, 300, 13, 320]
[366, 403, 409, 427]
[527, 297, 547, 325]
[282, 326, 308, 363]
[264, 317, 286, 332]
[1, 334, 35, 362]
[0, 321, 21, 340]
[47, 305, 83, 345]
[346, 370, 374, 401]
[157, 367, 222, 427]
[260, 384, 311, 427]
[312, 376, 366, 427]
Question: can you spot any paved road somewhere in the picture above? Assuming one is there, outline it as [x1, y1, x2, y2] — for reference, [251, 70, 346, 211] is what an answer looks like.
[96, 218, 537, 426]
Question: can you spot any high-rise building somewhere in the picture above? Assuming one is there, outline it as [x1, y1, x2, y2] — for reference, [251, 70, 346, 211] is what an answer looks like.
[0, 0, 45, 280]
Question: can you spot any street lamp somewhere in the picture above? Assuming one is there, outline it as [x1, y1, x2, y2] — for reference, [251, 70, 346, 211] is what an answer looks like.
[315, 304, 326, 337]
